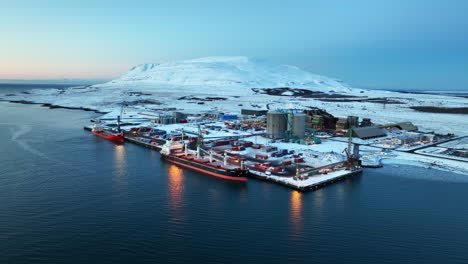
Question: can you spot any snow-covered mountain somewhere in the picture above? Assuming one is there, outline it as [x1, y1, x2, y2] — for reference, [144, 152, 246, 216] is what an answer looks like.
[2, 56, 467, 136]
[103, 56, 350, 92]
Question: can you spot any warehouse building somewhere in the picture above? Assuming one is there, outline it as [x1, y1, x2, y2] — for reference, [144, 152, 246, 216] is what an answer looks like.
[351, 126, 387, 139]
[241, 109, 268, 116]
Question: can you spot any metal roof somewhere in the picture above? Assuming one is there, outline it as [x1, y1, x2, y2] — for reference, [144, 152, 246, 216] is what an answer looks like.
[396, 122, 418, 131]
[351, 126, 387, 139]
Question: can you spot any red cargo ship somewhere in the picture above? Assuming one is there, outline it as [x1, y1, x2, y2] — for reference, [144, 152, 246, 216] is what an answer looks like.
[91, 117, 124, 143]
[91, 128, 124, 142]
[160, 141, 248, 181]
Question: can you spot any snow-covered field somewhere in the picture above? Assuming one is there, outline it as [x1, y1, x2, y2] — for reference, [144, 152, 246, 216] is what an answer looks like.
[439, 137, 468, 150]
[1, 56, 467, 176]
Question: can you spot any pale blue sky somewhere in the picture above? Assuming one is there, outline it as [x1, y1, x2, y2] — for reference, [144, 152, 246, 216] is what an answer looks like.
[1, 0, 467, 90]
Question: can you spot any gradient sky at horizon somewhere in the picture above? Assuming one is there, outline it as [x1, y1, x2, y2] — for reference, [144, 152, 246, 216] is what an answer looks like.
[1, 0, 467, 90]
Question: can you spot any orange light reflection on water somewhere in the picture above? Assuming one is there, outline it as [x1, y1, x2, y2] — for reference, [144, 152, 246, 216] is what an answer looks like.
[290, 190, 303, 234]
[168, 165, 184, 209]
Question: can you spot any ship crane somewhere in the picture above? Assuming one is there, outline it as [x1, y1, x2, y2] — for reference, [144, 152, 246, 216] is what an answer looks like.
[342, 147, 356, 170]
[188, 124, 245, 168]
[116, 101, 129, 133]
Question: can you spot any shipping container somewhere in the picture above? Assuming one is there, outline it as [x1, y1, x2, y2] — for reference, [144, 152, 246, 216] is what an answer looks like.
[255, 154, 269, 160]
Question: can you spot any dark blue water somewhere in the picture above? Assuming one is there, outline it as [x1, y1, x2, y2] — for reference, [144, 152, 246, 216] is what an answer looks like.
[2, 88, 468, 263]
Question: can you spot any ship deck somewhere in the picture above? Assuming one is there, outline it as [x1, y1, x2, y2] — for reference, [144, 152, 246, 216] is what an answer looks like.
[172, 153, 244, 170]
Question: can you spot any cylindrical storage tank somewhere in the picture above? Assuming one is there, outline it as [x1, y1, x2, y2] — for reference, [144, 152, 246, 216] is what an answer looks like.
[292, 113, 306, 139]
[172, 112, 187, 120]
[267, 112, 287, 139]
[288, 114, 294, 131]
[347, 116, 359, 128]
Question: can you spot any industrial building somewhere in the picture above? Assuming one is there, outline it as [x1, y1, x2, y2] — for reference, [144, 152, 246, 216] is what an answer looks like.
[335, 116, 361, 130]
[336, 118, 348, 130]
[360, 118, 372, 127]
[154, 115, 176, 125]
[304, 108, 337, 129]
[172, 112, 188, 122]
[241, 109, 268, 116]
[351, 126, 387, 139]
[391, 133, 435, 145]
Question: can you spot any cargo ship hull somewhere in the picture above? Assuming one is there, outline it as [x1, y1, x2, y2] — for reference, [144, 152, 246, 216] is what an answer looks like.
[161, 153, 248, 181]
[91, 131, 124, 142]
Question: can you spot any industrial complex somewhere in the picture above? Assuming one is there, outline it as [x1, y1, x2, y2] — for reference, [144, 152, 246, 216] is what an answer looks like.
[84, 105, 464, 191]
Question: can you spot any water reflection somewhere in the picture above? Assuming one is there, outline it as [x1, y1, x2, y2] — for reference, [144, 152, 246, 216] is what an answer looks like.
[335, 182, 345, 202]
[290, 190, 303, 235]
[167, 165, 184, 211]
[113, 144, 127, 187]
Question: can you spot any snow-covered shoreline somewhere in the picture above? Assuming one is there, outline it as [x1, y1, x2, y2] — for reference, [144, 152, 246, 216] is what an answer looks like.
[1, 56, 467, 176]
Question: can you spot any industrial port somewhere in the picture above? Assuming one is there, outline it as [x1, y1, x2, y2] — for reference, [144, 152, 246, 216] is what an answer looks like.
[84, 105, 466, 191]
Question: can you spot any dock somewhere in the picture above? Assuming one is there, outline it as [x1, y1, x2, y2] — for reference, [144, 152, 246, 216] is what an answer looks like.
[84, 125, 363, 191]
[123, 136, 163, 151]
[249, 168, 362, 191]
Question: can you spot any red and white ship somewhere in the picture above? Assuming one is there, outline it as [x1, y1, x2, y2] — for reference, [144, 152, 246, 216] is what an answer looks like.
[91, 116, 124, 143]
[160, 140, 248, 181]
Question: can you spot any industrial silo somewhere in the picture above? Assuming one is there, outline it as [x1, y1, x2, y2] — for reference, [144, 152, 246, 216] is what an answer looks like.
[267, 112, 287, 139]
[292, 113, 306, 139]
[347, 116, 359, 129]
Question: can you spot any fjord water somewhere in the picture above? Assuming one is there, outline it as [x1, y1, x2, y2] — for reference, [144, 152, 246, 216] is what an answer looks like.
[1, 99, 468, 263]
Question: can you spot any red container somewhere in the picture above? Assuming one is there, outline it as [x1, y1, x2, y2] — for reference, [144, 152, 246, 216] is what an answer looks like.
[294, 158, 304, 163]
[270, 167, 282, 173]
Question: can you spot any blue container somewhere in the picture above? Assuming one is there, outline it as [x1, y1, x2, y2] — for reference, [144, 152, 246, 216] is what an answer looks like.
[153, 129, 167, 135]
[219, 114, 238, 120]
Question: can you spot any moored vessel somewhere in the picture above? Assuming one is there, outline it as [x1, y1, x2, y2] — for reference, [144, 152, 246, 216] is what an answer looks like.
[160, 140, 248, 181]
[91, 116, 124, 143]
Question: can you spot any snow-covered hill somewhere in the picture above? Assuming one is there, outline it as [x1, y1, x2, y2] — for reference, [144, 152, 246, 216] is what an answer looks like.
[102, 56, 351, 93]
[1, 56, 467, 135]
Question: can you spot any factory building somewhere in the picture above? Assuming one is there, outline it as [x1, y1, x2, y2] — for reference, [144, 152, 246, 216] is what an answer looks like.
[266, 112, 288, 139]
[336, 116, 361, 130]
[351, 126, 387, 139]
[241, 109, 268, 116]
[391, 133, 435, 145]
[203, 112, 219, 119]
[392, 136, 417, 145]
[154, 115, 176, 125]
[360, 118, 372, 127]
[304, 108, 337, 129]
[336, 118, 347, 130]
[172, 112, 188, 122]
[306, 115, 324, 129]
